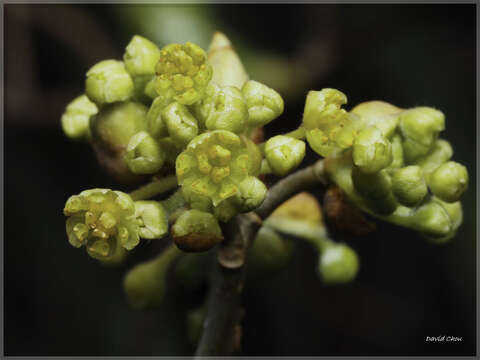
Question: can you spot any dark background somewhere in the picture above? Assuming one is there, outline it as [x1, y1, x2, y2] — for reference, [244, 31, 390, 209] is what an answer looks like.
[5, 4, 476, 356]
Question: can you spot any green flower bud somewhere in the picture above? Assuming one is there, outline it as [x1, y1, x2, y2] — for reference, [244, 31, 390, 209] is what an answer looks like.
[61, 95, 98, 140]
[155, 42, 213, 105]
[265, 135, 306, 176]
[351, 167, 397, 215]
[207, 32, 249, 89]
[91, 101, 147, 149]
[248, 226, 294, 277]
[413, 200, 453, 238]
[134, 200, 168, 239]
[318, 243, 359, 285]
[171, 209, 224, 252]
[398, 107, 445, 162]
[125, 131, 166, 174]
[146, 96, 169, 139]
[351, 100, 402, 138]
[64, 189, 140, 259]
[414, 139, 453, 176]
[427, 161, 468, 203]
[242, 80, 284, 128]
[303, 88, 363, 157]
[123, 35, 161, 76]
[234, 176, 267, 212]
[85, 60, 134, 105]
[90, 101, 148, 182]
[352, 127, 393, 174]
[204, 85, 248, 133]
[176, 130, 262, 208]
[162, 101, 199, 146]
[422, 198, 463, 244]
[123, 245, 180, 309]
[391, 165, 428, 207]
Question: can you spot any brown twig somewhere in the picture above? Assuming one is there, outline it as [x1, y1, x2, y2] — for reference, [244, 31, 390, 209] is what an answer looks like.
[194, 160, 328, 356]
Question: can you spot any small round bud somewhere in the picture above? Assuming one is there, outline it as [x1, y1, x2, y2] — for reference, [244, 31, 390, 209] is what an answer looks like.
[235, 176, 267, 212]
[414, 139, 453, 175]
[265, 135, 306, 176]
[125, 131, 166, 174]
[242, 80, 284, 128]
[413, 201, 452, 238]
[123, 35, 161, 76]
[162, 102, 199, 146]
[427, 161, 468, 203]
[155, 42, 213, 105]
[91, 101, 148, 149]
[61, 95, 98, 140]
[171, 209, 224, 252]
[351, 100, 402, 138]
[318, 243, 359, 285]
[146, 96, 169, 139]
[352, 127, 392, 174]
[398, 107, 445, 162]
[391, 165, 428, 207]
[204, 85, 248, 133]
[423, 199, 463, 244]
[134, 200, 168, 239]
[123, 245, 180, 309]
[85, 60, 134, 105]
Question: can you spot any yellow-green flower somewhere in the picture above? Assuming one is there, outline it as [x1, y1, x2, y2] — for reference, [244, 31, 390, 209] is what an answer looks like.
[303, 88, 363, 157]
[155, 42, 213, 106]
[64, 189, 140, 259]
[176, 130, 262, 209]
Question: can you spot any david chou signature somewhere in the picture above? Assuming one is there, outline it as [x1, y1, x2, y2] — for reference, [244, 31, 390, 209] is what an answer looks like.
[426, 336, 463, 342]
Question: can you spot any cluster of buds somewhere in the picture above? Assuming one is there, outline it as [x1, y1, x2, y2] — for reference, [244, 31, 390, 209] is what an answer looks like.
[303, 90, 468, 243]
[61, 32, 469, 315]
[62, 33, 308, 258]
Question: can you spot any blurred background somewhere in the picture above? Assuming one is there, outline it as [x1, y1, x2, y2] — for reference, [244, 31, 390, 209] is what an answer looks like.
[5, 4, 476, 356]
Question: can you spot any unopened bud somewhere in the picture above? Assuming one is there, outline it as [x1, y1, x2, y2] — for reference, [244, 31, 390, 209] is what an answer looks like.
[428, 161, 468, 203]
[171, 209, 224, 252]
[86, 60, 134, 105]
[265, 135, 306, 176]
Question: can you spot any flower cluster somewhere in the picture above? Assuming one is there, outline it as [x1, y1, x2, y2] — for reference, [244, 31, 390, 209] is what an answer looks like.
[308, 95, 469, 242]
[62, 34, 302, 258]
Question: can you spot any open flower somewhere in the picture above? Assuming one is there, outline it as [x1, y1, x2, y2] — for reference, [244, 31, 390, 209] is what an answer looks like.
[155, 42, 213, 106]
[64, 189, 140, 259]
[176, 130, 262, 210]
[303, 88, 363, 157]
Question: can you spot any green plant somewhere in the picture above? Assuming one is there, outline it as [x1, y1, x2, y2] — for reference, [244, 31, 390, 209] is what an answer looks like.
[61, 32, 468, 356]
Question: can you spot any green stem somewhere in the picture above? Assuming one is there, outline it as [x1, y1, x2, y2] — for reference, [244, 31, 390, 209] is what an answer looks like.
[129, 175, 178, 201]
[284, 126, 306, 140]
[265, 217, 331, 252]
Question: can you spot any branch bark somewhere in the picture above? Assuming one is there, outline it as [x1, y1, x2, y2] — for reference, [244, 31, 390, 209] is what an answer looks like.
[194, 160, 328, 357]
